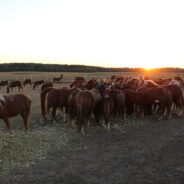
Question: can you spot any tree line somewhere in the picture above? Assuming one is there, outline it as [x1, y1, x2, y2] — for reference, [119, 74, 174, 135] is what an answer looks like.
[0, 63, 183, 73]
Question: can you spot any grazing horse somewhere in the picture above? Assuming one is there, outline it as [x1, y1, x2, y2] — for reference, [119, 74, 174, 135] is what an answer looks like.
[104, 89, 125, 119]
[75, 77, 85, 82]
[85, 79, 98, 90]
[163, 84, 184, 115]
[111, 75, 118, 81]
[75, 88, 103, 134]
[0, 81, 8, 88]
[7, 81, 23, 93]
[41, 82, 53, 91]
[45, 87, 79, 123]
[136, 87, 172, 120]
[70, 80, 85, 88]
[33, 80, 44, 89]
[67, 90, 80, 127]
[23, 79, 32, 86]
[116, 77, 124, 83]
[97, 95, 114, 130]
[40, 87, 55, 122]
[0, 94, 31, 135]
[53, 77, 62, 83]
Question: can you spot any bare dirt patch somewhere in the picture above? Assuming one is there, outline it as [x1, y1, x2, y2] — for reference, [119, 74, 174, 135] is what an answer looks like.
[1, 116, 184, 184]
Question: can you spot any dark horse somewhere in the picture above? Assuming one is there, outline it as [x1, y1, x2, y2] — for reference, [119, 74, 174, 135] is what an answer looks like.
[53, 77, 62, 83]
[7, 81, 23, 93]
[0, 81, 8, 88]
[33, 80, 44, 89]
[23, 79, 32, 86]
[0, 94, 31, 135]
[41, 82, 53, 91]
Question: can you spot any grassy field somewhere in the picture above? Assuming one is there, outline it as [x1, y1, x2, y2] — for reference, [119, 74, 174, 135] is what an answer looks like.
[0, 70, 184, 83]
[0, 71, 184, 183]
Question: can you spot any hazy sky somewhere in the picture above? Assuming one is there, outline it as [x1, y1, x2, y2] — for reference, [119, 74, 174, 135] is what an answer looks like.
[0, 0, 184, 68]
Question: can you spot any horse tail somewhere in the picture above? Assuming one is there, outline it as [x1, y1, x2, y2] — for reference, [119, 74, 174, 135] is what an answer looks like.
[33, 83, 36, 89]
[25, 96, 31, 128]
[181, 91, 184, 110]
[45, 93, 50, 120]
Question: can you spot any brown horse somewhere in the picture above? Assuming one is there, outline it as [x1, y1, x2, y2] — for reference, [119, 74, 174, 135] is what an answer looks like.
[45, 87, 79, 123]
[40, 87, 55, 122]
[75, 77, 85, 82]
[163, 84, 184, 115]
[41, 82, 53, 91]
[97, 96, 114, 131]
[70, 80, 85, 88]
[0, 94, 31, 135]
[104, 89, 125, 119]
[7, 81, 23, 93]
[33, 80, 44, 89]
[0, 81, 8, 88]
[53, 77, 62, 83]
[136, 87, 172, 120]
[75, 88, 102, 134]
[23, 79, 32, 86]
[67, 90, 80, 127]
[85, 79, 97, 90]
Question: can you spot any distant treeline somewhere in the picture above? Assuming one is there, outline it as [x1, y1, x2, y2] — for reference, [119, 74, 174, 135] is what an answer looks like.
[0, 63, 184, 73]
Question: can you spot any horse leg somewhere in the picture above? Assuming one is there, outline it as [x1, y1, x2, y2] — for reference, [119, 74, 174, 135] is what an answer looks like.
[158, 104, 164, 120]
[77, 117, 82, 133]
[21, 109, 31, 133]
[52, 106, 57, 124]
[81, 118, 86, 134]
[166, 102, 172, 120]
[2, 117, 13, 135]
[63, 107, 67, 122]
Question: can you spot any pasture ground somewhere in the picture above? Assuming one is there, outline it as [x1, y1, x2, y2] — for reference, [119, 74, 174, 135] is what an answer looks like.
[0, 72, 184, 184]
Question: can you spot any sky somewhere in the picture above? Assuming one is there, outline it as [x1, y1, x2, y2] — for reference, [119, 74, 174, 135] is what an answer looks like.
[0, 0, 184, 68]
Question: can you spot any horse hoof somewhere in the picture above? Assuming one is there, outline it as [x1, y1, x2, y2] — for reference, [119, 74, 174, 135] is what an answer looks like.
[158, 117, 163, 121]
[10, 134, 14, 138]
[81, 128, 86, 135]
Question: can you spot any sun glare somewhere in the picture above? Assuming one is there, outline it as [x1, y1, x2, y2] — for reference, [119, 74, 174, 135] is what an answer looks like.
[144, 67, 152, 71]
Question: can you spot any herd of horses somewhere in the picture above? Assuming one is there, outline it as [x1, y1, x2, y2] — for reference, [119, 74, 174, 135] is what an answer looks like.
[0, 74, 184, 136]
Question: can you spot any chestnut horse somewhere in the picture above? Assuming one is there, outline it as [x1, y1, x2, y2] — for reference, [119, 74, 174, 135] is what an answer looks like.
[53, 77, 62, 83]
[41, 82, 53, 91]
[33, 80, 44, 89]
[163, 84, 184, 115]
[75, 77, 85, 82]
[136, 87, 172, 120]
[7, 81, 23, 93]
[23, 79, 32, 86]
[0, 81, 8, 88]
[75, 88, 102, 134]
[45, 87, 79, 123]
[104, 89, 125, 119]
[97, 95, 114, 131]
[0, 94, 31, 135]
[40, 87, 55, 122]
[70, 80, 85, 88]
